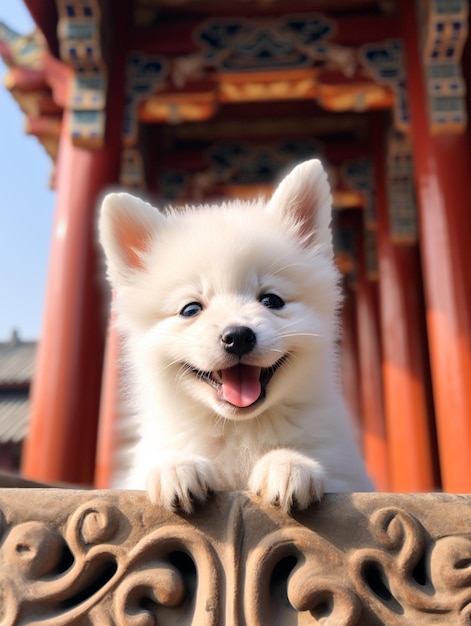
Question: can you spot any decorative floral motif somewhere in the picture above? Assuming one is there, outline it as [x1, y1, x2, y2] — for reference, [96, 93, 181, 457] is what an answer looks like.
[0, 491, 470, 624]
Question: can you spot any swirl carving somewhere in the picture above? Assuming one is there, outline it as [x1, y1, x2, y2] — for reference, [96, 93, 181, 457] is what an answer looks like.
[245, 527, 362, 625]
[0, 491, 470, 624]
[350, 503, 471, 624]
[0, 491, 219, 625]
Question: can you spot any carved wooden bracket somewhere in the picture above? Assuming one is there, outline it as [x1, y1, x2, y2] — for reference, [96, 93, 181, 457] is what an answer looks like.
[56, 0, 108, 147]
[417, 0, 469, 134]
[0, 490, 471, 624]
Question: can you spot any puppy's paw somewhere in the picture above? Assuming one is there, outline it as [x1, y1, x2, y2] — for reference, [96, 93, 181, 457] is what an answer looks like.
[146, 455, 218, 514]
[248, 449, 324, 513]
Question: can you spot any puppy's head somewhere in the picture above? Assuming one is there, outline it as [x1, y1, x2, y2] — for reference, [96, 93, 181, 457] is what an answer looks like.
[99, 159, 340, 420]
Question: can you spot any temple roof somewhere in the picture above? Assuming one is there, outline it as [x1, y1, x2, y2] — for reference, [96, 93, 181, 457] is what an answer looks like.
[0, 0, 466, 273]
[0, 331, 36, 443]
[0, 330, 36, 386]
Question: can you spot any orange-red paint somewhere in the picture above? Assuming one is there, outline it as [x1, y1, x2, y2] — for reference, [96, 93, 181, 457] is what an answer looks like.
[22, 113, 112, 483]
[372, 114, 437, 492]
[22, 1, 129, 483]
[400, 0, 471, 492]
[354, 221, 390, 492]
[22, 109, 123, 484]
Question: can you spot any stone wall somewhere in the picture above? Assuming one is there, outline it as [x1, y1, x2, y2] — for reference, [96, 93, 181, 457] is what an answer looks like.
[0, 489, 470, 624]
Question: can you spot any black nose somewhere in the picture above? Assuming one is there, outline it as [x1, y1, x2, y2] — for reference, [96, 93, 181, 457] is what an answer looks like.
[221, 326, 256, 356]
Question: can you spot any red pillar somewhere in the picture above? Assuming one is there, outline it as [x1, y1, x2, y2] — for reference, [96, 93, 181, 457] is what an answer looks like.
[22, 3, 128, 483]
[354, 222, 389, 491]
[399, 1, 471, 492]
[373, 116, 437, 492]
[22, 110, 120, 484]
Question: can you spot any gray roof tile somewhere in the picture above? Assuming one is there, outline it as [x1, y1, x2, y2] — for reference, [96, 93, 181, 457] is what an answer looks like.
[0, 392, 30, 442]
[0, 332, 36, 442]
[0, 333, 36, 385]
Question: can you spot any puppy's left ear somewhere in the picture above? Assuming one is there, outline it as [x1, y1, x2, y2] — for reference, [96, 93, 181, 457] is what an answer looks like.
[99, 192, 164, 288]
[267, 159, 333, 249]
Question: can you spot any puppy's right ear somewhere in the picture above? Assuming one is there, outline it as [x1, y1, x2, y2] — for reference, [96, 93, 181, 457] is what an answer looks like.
[99, 192, 163, 287]
[267, 159, 333, 250]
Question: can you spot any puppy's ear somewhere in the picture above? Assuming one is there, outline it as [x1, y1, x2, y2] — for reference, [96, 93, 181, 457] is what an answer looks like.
[99, 192, 163, 286]
[267, 159, 333, 249]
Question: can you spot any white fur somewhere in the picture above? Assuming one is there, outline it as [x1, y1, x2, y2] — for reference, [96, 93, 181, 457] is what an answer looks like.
[99, 159, 374, 514]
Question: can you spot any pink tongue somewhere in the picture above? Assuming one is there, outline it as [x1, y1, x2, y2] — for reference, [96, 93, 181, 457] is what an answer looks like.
[220, 364, 262, 408]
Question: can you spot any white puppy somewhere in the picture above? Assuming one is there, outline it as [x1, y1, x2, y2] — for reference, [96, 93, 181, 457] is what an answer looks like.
[99, 159, 373, 513]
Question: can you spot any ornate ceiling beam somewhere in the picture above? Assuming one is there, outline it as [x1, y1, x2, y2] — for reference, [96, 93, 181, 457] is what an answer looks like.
[144, 137, 370, 209]
[129, 13, 401, 54]
[122, 13, 402, 129]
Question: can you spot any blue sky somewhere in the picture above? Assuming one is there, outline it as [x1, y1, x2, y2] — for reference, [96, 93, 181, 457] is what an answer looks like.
[0, 1, 55, 341]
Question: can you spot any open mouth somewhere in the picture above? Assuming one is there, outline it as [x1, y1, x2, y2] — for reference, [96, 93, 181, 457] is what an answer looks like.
[189, 358, 286, 409]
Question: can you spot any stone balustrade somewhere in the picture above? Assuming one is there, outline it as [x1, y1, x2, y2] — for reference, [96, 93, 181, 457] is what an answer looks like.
[0, 487, 470, 624]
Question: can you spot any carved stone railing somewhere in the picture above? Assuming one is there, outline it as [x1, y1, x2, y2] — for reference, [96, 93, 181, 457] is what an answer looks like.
[0, 488, 470, 624]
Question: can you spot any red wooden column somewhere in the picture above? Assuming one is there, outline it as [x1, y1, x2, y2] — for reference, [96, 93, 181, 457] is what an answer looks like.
[373, 117, 437, 492]
[22, 111, 119, 484]
[399, 0, 471, 492]
[22, 3, 128, 484]
[354, 221, 389, 491]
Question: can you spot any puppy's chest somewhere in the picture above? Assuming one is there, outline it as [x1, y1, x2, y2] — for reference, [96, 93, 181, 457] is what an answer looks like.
[206, 431, 269, 490]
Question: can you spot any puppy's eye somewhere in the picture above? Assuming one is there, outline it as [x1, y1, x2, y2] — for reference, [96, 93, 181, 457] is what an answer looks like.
[259, 293, 285, 309]
[180, 302, 203, 317]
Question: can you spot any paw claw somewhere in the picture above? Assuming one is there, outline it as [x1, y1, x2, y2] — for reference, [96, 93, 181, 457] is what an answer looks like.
[146, 455, 218, 514]
[249, 449, 324, 513]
